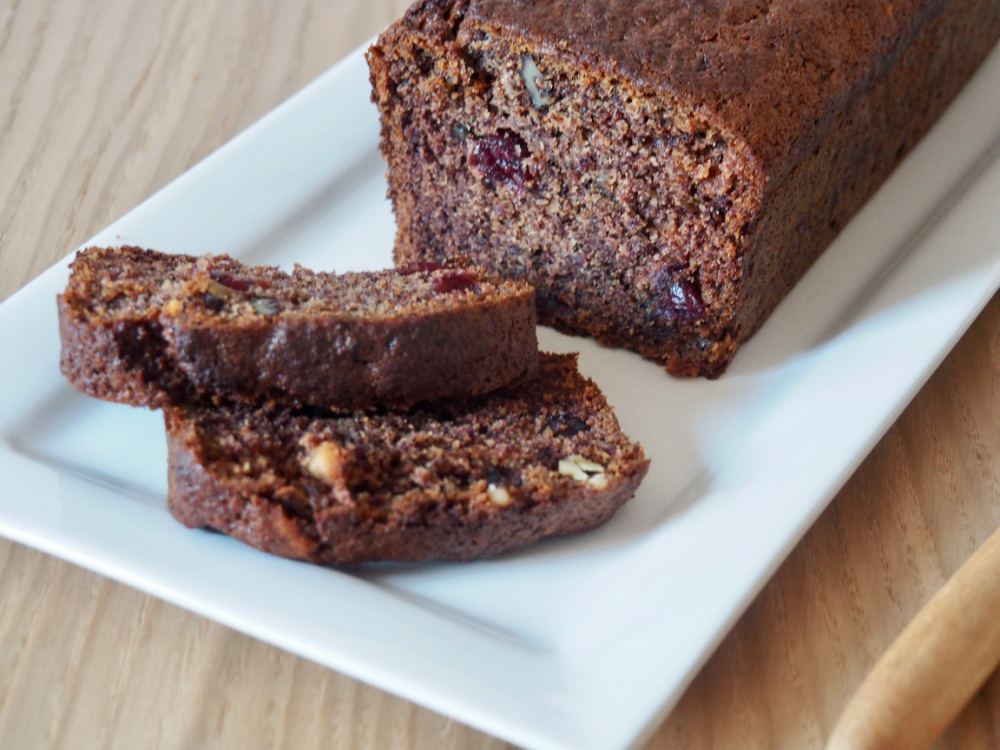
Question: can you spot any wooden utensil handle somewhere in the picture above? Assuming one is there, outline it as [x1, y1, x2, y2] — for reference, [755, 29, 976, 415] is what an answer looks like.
[827, 525, 1000, 750]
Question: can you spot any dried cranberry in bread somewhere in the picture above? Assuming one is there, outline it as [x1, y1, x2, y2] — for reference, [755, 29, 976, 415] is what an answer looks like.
[58, 246, 538, 410]
[368, 0, 1000, 377]
[165, 353, 648, 564]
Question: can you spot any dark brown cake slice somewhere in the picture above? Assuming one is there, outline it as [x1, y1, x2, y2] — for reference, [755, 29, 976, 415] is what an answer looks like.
[165, 353, 648, 564]
[368, 0, 1000, 377]
[59, 246, 538, 410]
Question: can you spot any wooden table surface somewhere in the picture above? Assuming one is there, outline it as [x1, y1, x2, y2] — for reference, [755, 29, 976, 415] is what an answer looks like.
[3, 1, 1000, 748]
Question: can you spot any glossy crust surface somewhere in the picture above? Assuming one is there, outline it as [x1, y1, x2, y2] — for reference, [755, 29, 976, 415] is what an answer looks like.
[165, 353, 649, 564]
[369, 0, 1000, 377]
[58, 246, 538, 410]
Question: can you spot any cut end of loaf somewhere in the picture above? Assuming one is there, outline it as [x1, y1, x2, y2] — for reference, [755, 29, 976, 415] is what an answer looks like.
[368, 1, 765, 377]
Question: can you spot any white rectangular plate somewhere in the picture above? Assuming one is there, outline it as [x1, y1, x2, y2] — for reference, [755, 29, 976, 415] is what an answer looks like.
[2, 40, 1000, 750]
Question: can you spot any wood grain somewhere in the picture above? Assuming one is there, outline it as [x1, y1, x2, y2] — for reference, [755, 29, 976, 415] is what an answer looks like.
[3, 1, 1000, 748]
[826, 521, 1000, 750]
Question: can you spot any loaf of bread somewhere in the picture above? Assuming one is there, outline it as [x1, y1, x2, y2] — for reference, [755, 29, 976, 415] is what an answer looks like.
[59, 246, 538, 410]
[368, 0, 1000, 377]
[165, 353, 649, 563]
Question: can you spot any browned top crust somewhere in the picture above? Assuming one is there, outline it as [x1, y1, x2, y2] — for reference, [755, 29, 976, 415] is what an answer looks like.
[402, 0, 954, 179]
[58, 246, 538, 410]
[165, 353, 650, 564]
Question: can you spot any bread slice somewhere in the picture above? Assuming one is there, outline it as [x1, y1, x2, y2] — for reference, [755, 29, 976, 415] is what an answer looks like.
[59, 246, 538, 410]
[165, 353, 648, 564]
